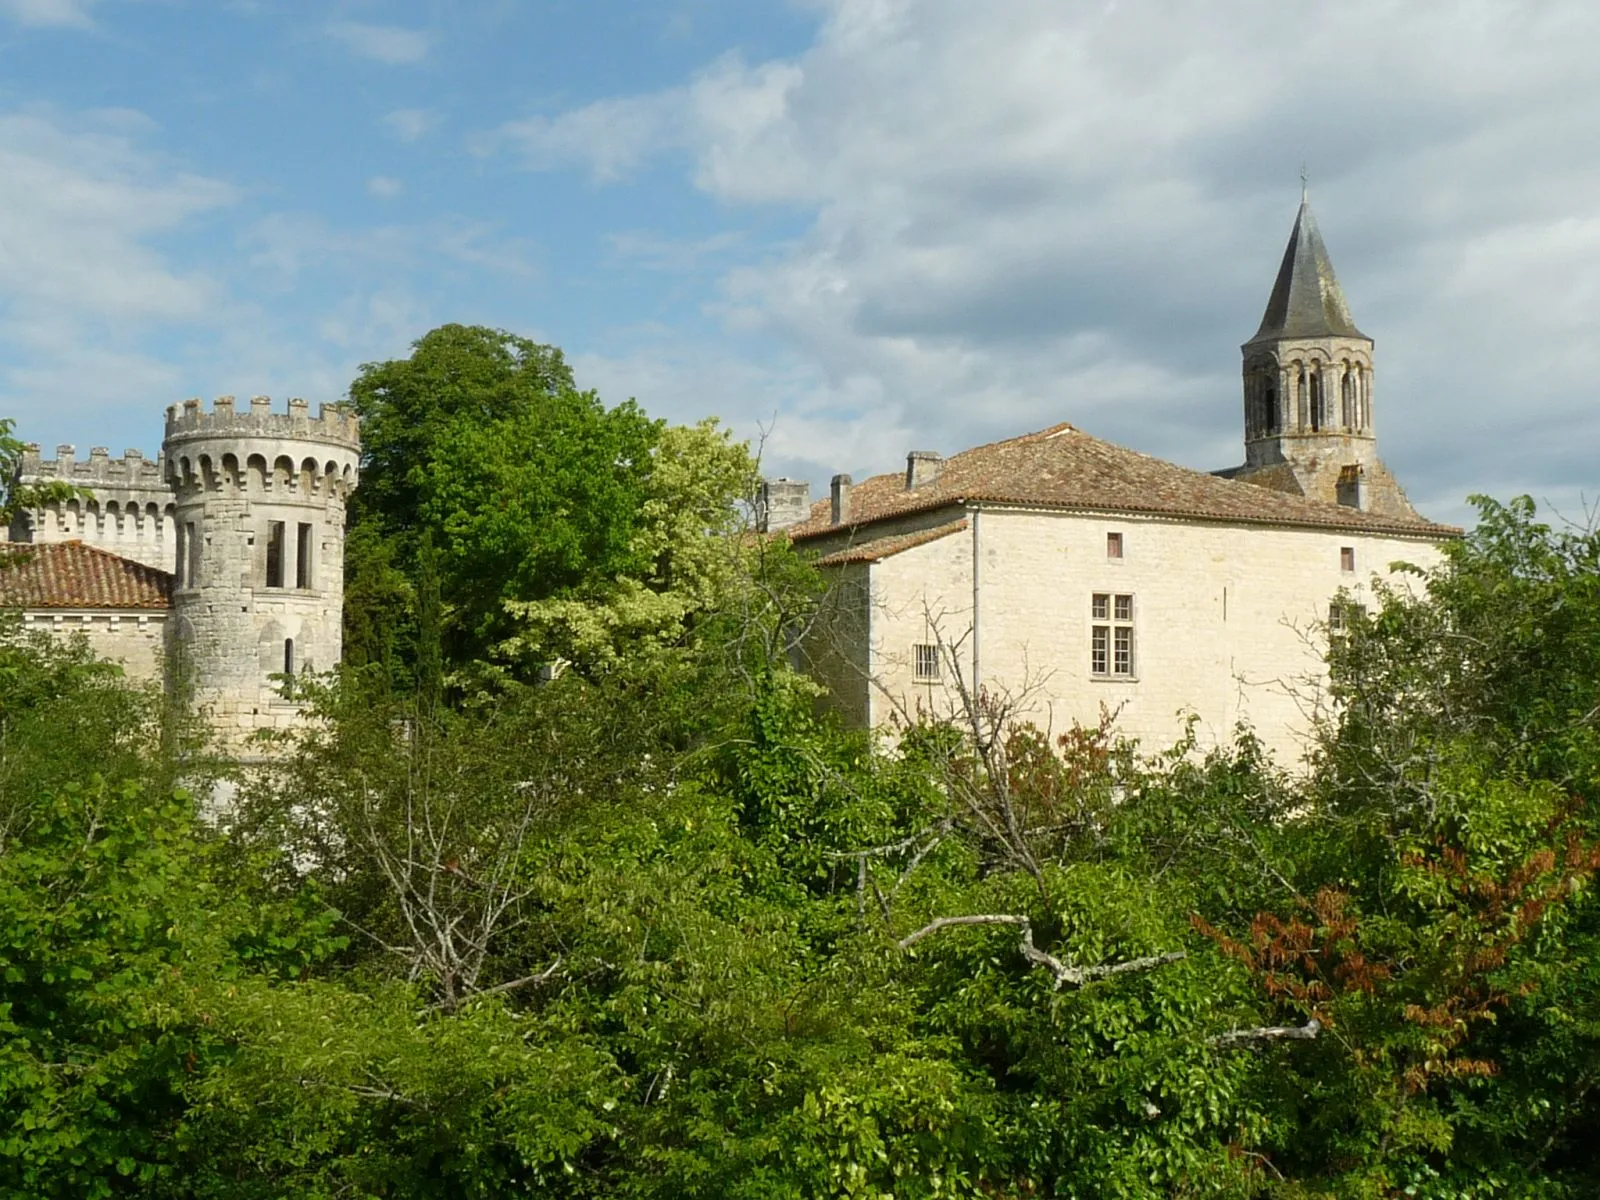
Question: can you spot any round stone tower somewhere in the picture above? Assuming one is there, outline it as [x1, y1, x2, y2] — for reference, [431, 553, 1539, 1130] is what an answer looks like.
[163, 395, 360, 749]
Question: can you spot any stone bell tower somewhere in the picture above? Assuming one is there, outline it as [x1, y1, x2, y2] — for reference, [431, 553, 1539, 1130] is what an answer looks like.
[1221, 190, 1419, 520]
[163, 396, 360, 751]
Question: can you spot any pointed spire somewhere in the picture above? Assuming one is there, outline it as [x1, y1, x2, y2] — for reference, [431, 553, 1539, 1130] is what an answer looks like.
[1247, 193, 1366, 344]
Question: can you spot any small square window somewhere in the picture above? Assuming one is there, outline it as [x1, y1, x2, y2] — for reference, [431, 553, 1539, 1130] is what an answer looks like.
[1340, 546, 1355, 573]
[913, 643, 941, 683]
[1114, 594, 1133, 622]
[1092, 593, 1109, 620]
[1106, 531, 1123, 560]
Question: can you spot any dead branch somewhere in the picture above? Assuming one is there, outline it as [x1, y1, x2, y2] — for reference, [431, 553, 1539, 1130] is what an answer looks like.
[1209, 1017, 1322, 1049]
[897, 913, 1186, 991]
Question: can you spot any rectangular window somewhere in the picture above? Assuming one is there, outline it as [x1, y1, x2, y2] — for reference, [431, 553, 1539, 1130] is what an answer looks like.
[296, 522, 313, 588]
[1329, 599, 1365, 633]
[1091, 592, 1135, 677]
[913, 643, 941, 683]
[265, 521, 285, 588]
[1340, 546, 1355, 573]
[1106, 531, 1123, 560]
[185, 522, 200, 588]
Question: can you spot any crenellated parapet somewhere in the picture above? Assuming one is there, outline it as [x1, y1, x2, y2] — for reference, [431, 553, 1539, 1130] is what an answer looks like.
[163, 396, 360, 501]
[20, 443, 169, 490]
[164, 395, 359, 447]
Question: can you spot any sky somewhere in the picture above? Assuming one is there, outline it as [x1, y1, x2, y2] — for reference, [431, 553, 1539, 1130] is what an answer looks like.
[1, 0, 1597, 529]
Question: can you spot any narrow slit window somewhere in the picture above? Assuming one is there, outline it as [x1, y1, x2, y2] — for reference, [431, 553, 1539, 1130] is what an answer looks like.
[296, 522, 313, 588]
[1106, 531, 1123, 560]
[283, 638, 295, 675]
[265, 521, 285, 588]
[913, 643, 941, 683]
[1340, 546, 1355, 573]
[185, 522, 200, 588]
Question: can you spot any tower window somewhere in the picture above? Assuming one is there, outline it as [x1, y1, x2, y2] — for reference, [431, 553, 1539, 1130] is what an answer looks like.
[913, 643, 941, 682]
[296, 522, 313, 588]
[1264, 386, 1279, 434]
[1091, 593, 1136, 677]
[1106, 531, 1123, 560]
[185, 522, 200, 588]
[265, 521, 285, 588]
[283, 638, 295, 675]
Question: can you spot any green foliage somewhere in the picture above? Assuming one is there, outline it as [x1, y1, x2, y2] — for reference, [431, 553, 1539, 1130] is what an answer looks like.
[10, 349, 1600, 1200]
[0, 416, 82, 530]
[345, 324, 663, 674]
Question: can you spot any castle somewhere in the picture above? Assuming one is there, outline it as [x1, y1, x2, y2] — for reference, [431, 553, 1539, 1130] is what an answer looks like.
[2, 194, 1453, 764]
[764, 195, 1455, 763]
[1, 397, 360, 752]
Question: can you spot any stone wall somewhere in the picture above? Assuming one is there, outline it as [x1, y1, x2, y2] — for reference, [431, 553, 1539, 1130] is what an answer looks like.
[164, 397, 359, 753]
[822, 505, 1446, 767]
[12, 445, 177, 571]
[18, 608, 168, 682]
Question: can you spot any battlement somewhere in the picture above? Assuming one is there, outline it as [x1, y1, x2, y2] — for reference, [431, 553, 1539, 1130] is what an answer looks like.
[163, 395, 360, 447]
[18, 443, 169, 490]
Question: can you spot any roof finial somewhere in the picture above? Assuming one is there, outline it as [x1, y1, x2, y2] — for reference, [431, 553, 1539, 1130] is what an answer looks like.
[1300, 162, 1309, 203]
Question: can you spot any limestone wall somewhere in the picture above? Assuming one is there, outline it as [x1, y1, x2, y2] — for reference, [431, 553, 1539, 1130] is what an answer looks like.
[163, 397, 359, 752]
[12, 445, 177, 571]
[842, 505, 1445, 767]
[18, 609, 168, 682]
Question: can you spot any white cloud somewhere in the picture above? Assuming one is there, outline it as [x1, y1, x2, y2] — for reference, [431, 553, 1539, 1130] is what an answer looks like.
[0, 110, 234, 327]
[0, 107, 239, 448]
[495, 0, 1600, 522]
[366, 175, 403, 199]
[325, 20, 432, 66]
[483, 91, 684, 182]
[383, 107, 439, 142]
[0, 0, 95, 28]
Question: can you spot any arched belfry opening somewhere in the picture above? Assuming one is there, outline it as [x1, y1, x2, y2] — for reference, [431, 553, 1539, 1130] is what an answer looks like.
[1216, 189, 1420, 521]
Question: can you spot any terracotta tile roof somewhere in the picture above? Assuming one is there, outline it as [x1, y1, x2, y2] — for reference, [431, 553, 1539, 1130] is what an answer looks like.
[789, 423, 1457, 542]
[815, 519, 968, 566]
[0, 541, 173, 610]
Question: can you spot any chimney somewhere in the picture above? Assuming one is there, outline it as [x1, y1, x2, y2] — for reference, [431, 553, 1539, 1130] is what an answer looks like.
[756, 478, 811, 532]
[905, 450, 942, 489]
[830, 474, 853, 525]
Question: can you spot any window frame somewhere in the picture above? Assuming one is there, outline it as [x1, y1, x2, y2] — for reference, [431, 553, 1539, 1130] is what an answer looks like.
[265, 520, 286, 589]
[1090, 591, 1137, 679]
[912, 642, 941, 683]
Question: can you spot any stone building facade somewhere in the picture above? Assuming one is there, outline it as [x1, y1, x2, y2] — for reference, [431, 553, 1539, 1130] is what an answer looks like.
[2, 396, 360, 752]
[765, 197, 1456, 765]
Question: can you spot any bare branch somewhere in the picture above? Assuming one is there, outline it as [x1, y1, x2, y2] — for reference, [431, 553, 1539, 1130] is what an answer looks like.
[429, 957, 563, 1012]
[1209, 1017, 1322, 1049]
[898, 913, 1186, 991]
[897, 913, 1029, 950]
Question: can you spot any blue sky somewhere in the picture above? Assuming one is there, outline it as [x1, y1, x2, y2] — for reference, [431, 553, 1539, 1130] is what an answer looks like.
[3, 0, 1599, 527]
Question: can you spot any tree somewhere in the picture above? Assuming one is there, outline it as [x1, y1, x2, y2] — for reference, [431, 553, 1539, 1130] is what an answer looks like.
[345, 324, 663, 678]
[0, 417, 82, 541]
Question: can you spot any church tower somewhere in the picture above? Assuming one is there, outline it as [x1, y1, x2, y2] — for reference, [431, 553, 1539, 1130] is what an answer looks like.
[1224, 191, 1419, 520]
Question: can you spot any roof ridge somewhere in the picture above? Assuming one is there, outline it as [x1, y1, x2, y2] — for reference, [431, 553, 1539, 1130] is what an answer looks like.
[45, 539, 174, 578]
